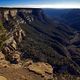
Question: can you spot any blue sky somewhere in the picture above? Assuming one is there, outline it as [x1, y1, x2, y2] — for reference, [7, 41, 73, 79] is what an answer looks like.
[0, 0, 80, 8]
[0, 0, 80, 5]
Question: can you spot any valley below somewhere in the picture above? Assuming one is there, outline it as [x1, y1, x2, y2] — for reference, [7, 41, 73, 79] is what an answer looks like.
[0, 8, 80, 80]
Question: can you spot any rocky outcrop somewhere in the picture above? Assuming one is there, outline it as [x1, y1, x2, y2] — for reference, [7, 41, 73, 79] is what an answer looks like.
[18, 9, 34, 23]
[3, 9, 17, 20]
[2, 37, 20, 63]
[2, 45, 21, 63]
[28, 62, 53, 79]
[3, 10, 9, 20]
[13, 28, 26, 43]
[9, 9, 17, 17]
[1, 20, 25, 63]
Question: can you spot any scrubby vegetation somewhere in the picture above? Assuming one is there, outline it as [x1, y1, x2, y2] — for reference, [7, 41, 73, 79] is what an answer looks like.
[0, 20, 8, 49]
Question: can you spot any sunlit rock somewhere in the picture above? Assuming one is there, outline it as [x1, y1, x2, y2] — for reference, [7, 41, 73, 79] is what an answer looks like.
[28, 62, 53, 79]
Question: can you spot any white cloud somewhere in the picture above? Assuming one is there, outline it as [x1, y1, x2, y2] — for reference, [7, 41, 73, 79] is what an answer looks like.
[2, 3, 80, 8]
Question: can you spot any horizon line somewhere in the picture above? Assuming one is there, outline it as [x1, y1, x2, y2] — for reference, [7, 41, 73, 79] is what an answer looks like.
[1, 4, 80, 9]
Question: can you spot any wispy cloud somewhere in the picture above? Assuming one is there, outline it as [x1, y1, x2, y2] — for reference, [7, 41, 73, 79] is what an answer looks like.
[1, 3, 80, 8]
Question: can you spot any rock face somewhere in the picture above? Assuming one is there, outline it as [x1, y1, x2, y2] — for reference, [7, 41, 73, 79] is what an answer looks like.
[13, 28, 25, 43]
[3, 10, 9, 20]
[10, 9, 17, 17]
[2, 39, 21, 64]
[3, 9, 17, 20]
[28, 62, 53, 79]
[1, 22, 25, 64]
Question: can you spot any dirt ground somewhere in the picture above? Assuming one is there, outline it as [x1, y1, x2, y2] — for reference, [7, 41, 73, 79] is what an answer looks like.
[0, 67, 44, 80]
